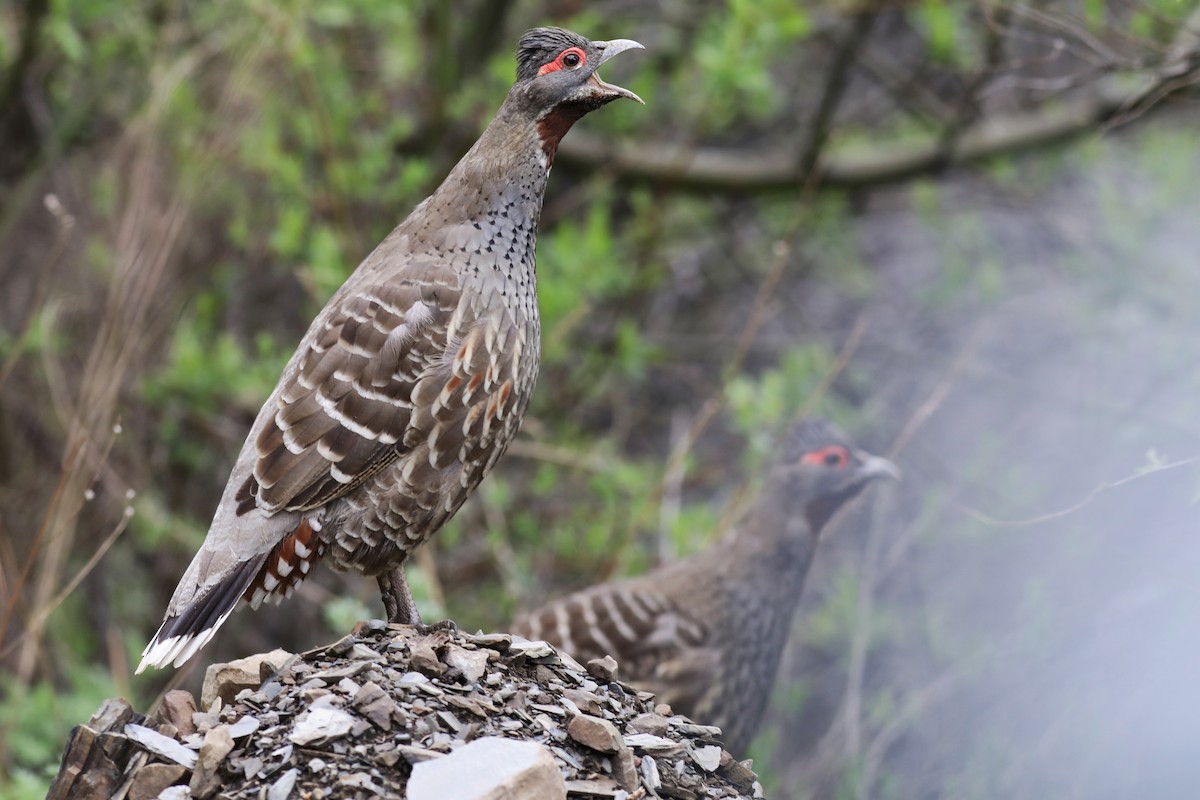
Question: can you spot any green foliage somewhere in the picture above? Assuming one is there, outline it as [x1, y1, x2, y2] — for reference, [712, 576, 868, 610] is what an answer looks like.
[0, 769, 48, 800]
[910, 0, 973, 67]
[323, 594, 374, 633]
[687, 0, 810, 130]
[746, 724, 781, 792]
[0, 307, 67, 363]
[1128, 0, 1200, 39]
[666, 502, 722, 560]
[726, 343, 851, 464]
[141, 308, 289, 471]
[0, 665, 131, 798]
[910, 182, 1006, 307]
[538, 187, 640, 363]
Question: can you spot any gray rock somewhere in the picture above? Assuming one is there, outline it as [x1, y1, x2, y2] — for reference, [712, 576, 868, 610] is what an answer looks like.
[157, 690, 198, 737]
[240, 755, 264, 779]
[612, 744, 639, 791]
[188, 724, 235, 799]
[465, 632, 512, 650]
[437, 709, 463, 733]
[410, 639, 446, 677]
[717, 749, 759, 788]
[564, 777, 621, 797]
[641, 754, 662, 790]
[287, 700, 354, 746]
[338, 771, 386, 793]
[624, 733, 685, 757]
[396, 743, 446, 763]
[90, 697, 135, 731]
[509, 639, 555, 659]
[398, 671, 429, 686]
[127, 762, 187, 800]
[346, 643, 383, 661]
[566, 713, 622, 754]
[627, 712, 670, 736]
[585, 655, 619, 682]
[351, 681, 397, 731]
[307, 661, 374, 682]
[190, 710, 219, 733]
[266, 767, 298, 800]
[158, 787, 190, 800]
[444, 644, 490, 684]
[554, 650, 587, 675]
[226, 716, 260, 739]
[561, 688, 603, 716]
[671, 720, 722, 740]
[690, 744, 722, 772]
[408, 737, 565, 800]
[123, 724, 197, 769]
[201, 649, 293, 709]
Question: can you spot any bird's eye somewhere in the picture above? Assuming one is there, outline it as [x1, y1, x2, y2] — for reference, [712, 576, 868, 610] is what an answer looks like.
[802, 446, 850, 469]
[538, 47, 587, 76]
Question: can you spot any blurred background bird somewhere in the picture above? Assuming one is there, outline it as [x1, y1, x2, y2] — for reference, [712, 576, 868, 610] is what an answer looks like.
[512, 419, 898, 755]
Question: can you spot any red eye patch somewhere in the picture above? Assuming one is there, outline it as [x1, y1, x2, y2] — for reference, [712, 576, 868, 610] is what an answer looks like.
[538, 47, 587, 76]
[801, 445, 850, 468]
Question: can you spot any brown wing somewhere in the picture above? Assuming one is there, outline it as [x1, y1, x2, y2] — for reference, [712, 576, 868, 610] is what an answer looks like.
[237, 270, 461, 516]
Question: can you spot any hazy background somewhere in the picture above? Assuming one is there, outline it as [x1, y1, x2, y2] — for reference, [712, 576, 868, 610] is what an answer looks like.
[3, 1, 1200, 797]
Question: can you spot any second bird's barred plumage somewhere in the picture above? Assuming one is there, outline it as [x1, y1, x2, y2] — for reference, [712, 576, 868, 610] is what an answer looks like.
[513, 420, 899, 754]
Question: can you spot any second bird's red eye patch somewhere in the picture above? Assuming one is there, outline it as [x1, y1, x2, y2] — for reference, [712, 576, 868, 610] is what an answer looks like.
[802, 445, 850, 468]
[539, 47, 587, 76]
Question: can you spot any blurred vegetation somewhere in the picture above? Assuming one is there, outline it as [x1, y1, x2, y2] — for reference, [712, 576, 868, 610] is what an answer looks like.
[3, 0, 1200, 798]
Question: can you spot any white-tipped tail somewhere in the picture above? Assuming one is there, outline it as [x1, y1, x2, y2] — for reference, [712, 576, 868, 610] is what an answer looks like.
[136, 553, 267, 673]
[136, 607, 236, 673]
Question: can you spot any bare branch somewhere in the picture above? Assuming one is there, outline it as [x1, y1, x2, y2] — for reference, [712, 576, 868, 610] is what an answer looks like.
[558, 8, 1200, 193]
[959, 455, 1200, 528]
[799, 4, 882, 179]
[560, 79, 1193, 192]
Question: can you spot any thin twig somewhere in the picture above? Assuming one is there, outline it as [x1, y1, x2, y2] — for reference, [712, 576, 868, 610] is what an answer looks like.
[888, 321, 988, 458]
[798, 2, 882, 179]
[810, 320, 985, 790]
[0, 512, 131, 662]
[797, 313, 869, 422]
[657, 411, 691, 562]
[959, 455, 1200, 528]
[933, 3, 1011, 168]
[480, 488, 525, 608]
[0, 436, 83, 654]
[505, 439, 613, 471]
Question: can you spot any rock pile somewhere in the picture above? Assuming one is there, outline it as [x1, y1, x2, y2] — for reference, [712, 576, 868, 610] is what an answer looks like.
[50, 623, 762, 799]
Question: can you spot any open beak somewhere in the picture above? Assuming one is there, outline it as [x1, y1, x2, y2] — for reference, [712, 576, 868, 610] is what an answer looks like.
[858, 453, 902, 482]
[588, 38, 645, 104]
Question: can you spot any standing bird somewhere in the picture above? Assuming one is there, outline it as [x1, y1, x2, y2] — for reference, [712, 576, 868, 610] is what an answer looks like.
[511, 419, 898, 755]
[138, 28, 645, 672]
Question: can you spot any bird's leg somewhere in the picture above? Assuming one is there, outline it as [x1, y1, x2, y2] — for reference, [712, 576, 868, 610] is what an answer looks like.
[377, 566, 420, 625]
[376, 566, 458, 634]
[376, 567, 457, 633]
